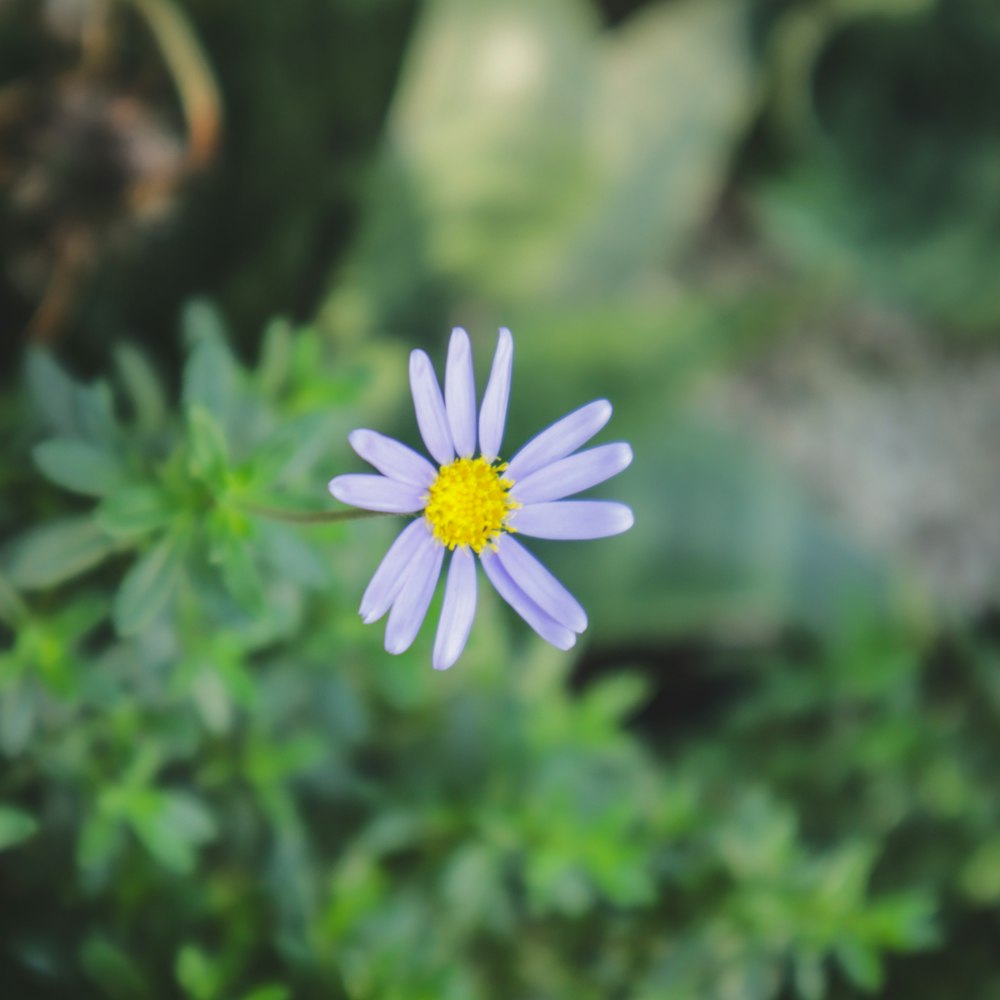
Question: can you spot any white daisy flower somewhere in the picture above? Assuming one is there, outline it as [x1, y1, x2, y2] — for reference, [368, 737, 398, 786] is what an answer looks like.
[329, 327, 634, 670]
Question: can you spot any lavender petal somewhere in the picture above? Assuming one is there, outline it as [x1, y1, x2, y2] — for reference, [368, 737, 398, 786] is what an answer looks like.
[478, 327, 513, 460]
[432, 547, 478, 670]
[511, 501, 634, 540]
[349, 429, 437, 488]
[410, 349, 454, 466]
[511, 442, 632, 504]
[495, 535, 587, 633]
[445, 327, 477, 458]
[384, 536, 444, 654]
[480, 548, 576, 650]
[360, 518, 432, 624]
[328, 474, 426, 513]
[507, 399, 612, 481]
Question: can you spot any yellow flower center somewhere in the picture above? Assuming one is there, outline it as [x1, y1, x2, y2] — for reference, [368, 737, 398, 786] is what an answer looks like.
[423, 457, 518, 553]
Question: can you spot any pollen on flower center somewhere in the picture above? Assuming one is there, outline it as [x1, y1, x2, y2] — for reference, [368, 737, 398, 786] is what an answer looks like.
[423, 456, 518, 553]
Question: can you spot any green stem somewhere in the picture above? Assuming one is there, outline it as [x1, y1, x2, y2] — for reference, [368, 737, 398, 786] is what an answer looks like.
[238, 502, 398, 525]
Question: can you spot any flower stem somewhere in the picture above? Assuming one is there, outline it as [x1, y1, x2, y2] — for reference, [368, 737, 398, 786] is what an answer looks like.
[238, 502, 397, 525]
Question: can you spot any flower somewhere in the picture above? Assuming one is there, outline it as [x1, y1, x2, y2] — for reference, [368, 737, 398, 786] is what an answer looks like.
[328, 327, 634, 670]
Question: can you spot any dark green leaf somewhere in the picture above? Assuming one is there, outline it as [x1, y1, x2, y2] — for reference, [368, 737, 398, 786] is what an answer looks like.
[80, 935, 149, 1000]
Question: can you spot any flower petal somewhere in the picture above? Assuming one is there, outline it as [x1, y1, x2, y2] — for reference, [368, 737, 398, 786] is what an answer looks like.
[478, 327, 513, 460]
[410, 349, 454, 466]
[507, 399, 612, 481]
[328, 474, 426, 513]
[495, 535, 586, 633]
[360, 518, 432, 624]
[445, 327, 477, 457]
[511, 442, 632, 504]
[349, 429, 436, 488]
[480, 548, 576, 650]
[511, 501, 634, 539]
[385, 536, 445, 655]
[432, 547, 478, 670]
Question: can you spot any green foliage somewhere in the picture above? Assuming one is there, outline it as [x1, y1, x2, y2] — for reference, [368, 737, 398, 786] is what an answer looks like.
[2, 0, 999, 996]
[0, 309, 995, 999]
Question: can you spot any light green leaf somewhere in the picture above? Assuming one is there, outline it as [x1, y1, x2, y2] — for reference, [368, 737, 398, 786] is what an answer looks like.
[836, 940, 883, 992]
[961, 835, 1000, 903]
[257, 316, 294, 397]
[176, 944, 219, 1000]
[5, 516, 118, 589]
[210, 527, 264, 612]
[0, 804, 39, 851]
[115, 343, 167, 433]
[33, 439, 129, 497]
[240, 986, 289, 1000]
[25, 350, 118, 444]
[112, 532, 186, 636]
[130, 791, 216, 875]
[25, 348, 79, 433]
[186, 404, 229, 485]
[96, 486, 174, 540]
[182, 300, 237, 423]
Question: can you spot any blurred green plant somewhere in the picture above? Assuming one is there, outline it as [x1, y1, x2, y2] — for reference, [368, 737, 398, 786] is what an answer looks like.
[2, 305, 996, 999]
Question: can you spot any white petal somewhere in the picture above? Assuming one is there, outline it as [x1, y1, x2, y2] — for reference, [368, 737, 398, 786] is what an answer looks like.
[480, 548, 576, 650]
[478, 327, 513, 460]
[495, 534, 587, 633]
[445, 327, 477, 457]
[432, 547, 478, 670]
[511, 501, 634, 539]
[511, 443, 632, 504]
[349, 429, 436, 488]
[410, 349, 454, 466]
[507, 400, 612, 481]
[328, 474, 426, 513]
[384, 536, 444, 655]
[360, 518, 431, 624]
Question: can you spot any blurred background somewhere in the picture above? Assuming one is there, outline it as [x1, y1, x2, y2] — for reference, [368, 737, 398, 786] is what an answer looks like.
[2, 0, 1000, 996]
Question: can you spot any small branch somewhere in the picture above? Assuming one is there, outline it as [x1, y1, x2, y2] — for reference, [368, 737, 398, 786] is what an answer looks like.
[126, 0, 223, 170]
[237, 502, 400, 525]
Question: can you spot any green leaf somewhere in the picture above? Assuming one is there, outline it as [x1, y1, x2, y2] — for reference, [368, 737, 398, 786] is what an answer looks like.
[210, 525, 264, 612]
[186, 404, 229, 485]
[961, 835, 1000, 903]
[115, 343, 167, 433]
[836, 940, 883, 992]
[176, 944, 220, 1000]
[25, 350, 119, 444]
[5, 516, 118, 589]
[112, 532, 186, 636]
[80, 935, 149, 1000]
[25, 348, 79, 434]
[96, 486, 174, 540]
[33, 439, 129, 497]
[241, 986, 290, 1000]
[257, 316, 294, 397]
[130, 791, 216, 875]
[182, 300, 237, 424]
[0, 570, 27, 626]
[0, 804, 39, 850]
[0, 680, 36, 757]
